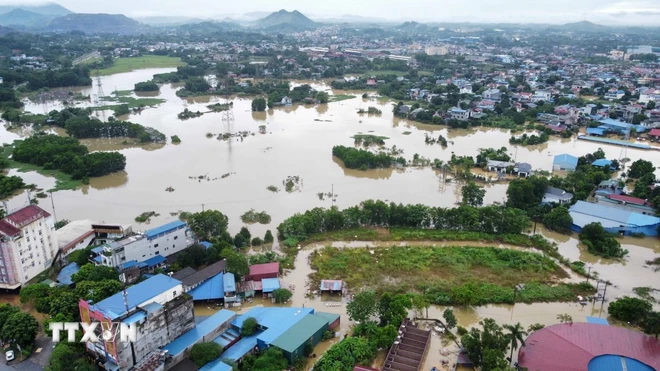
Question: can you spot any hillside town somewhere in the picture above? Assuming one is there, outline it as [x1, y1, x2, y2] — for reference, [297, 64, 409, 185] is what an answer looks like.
[0, 3, 659, 371]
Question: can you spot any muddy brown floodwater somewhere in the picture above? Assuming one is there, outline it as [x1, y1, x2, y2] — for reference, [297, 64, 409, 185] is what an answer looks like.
[1, 69, 659, 369]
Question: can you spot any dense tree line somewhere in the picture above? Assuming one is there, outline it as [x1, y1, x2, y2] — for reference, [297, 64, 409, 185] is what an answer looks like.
[44, 108, 165, 143]
[12, 134, 127, 180]
[277, 200, 530, 246]
[26, 67, 92, 91]
[579, 222, 628, 258]
[608, 297, 659, 338]
[332, 145, 404, 170]
[0, 304, 39, 351]
[0, 174, 26, 199]
[134, 80, 160, 92]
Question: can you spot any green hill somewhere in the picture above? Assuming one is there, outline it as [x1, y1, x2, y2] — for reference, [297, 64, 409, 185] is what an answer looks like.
[256, 10, 316, 30]
[46, 13, 146, 35]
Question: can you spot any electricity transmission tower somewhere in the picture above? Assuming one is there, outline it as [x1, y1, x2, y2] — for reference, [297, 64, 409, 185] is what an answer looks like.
[222, 77, 234, 135]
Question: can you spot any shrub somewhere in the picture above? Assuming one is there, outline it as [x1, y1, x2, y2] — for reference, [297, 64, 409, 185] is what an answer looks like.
[241, 317, 258, 336]
[190, 342, 222, 367]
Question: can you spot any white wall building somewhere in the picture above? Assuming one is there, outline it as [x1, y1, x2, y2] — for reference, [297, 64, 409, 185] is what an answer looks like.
[0, 205, 59, 289]
[98, 220, 193, 268]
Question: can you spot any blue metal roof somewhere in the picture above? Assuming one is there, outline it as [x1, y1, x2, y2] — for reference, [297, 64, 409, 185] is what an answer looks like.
[142, 255, 166, 268]
[219, 333, 260, 361]
[144, 220, 186, 240]
[586, 317, 609, 325]
[141, 302, 163, 314]
[586, 128, 605, 136]
[122, 311, 146, 325]
[591, 159, 612, 167]
[223, 273, 236, 292]
[57, 262, 80, 286]
[200, 241, 213, 249]
[121, 260, 139, 270]
[588, 355, 654, 371]
[553, 154, 578, 166]
[163, 309, 235, 357]
[232, 307, 315, 347]
[577, 135, 652, 149]
[261, 278, 280, 293]
[569, 201, 660, 228]
[91, 274, 182, 320]
[189, 273, 224, 300]
[199, 359, 234, 371]
[91, 246, 105, 254]
[598, 118, 630, 129]
[93, 256, 103, 263]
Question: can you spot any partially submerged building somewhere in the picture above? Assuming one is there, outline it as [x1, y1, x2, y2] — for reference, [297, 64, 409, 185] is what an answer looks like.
[568, 201, 660, 236]
[381, 319, 432, 371]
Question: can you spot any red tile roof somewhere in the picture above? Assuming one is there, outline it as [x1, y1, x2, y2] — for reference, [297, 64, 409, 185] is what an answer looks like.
[518, 323, 660, 371]
[248, 262, 279, 276]
[0, 220, 21, 236]
[354, 366, 379, 371]
[649, 128, 660, 137]
[606, 194, 648, 206]
[5, 205, 49, 228]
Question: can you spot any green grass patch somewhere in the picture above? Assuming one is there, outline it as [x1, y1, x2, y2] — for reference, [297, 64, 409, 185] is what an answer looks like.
[112, 90, 133, 97]
[93, 96, 165, 111]
[633, 287, 658, 303]
[402, 131, 412, 135]
[0, 144, 82, 192]
[240, 209, 272, 224]
[91, 55, 186, 76]
[310, 245, 593, 306]
[329, 94, 356, 103]
[352, 134, 389, 147]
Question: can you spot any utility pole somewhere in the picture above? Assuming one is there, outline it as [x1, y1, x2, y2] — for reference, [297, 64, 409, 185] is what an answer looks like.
[49, 191, 57, 224]
[586, 266, 592, 284]
[331, 184, 334, 207]
[202, 204, 205, 212]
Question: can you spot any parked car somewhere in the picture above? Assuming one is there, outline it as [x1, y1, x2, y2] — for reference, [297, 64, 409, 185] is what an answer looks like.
[5, 350, 15, 362]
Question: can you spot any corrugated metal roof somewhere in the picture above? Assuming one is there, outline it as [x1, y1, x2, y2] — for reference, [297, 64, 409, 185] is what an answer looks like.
[223, 272, 236, 292]
[121, 260, 139, 270]
[649, 128, 660, 136]
[141, 255, 166, 268]
[607, 194, 647, 206]
[249, 262, 279, 277]
[144, 220, 186, 240]
[4, 205, 50, 227]
[220, 333, 260, 361]
[122, 311, 146, 325]
[261, 278, 280, 293]
[586, 317, 609, 325]
[271, 314, 328, 352]
[591, 159, 612, 167]
[320, 279, 343, 291]
[57, 262, 80, 286]
[198, 359, 233, 371]
[189, 273, 224, 301]
[179, 260, 226, 288]
[232, 307, 314, 347]
[91, 274, 182, 320]
[518, 323, 660, 371]
[553, 154, 578, 166]
[569, 201, 660, 228]
[199, 241, 212, 249]
[313, 312, 340, 326]
[588, 355, 654, 371]
[163, 309, 235, 357]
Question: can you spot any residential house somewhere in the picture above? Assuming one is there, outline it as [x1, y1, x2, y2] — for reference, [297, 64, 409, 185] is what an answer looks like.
[532, 90, 552, 102]
[0, 205, 59, 289]
[591, 159, 615, 170]
[281, 96, 292, 106]
[639, 89, 660, 104]
[478, 99, 496, 111]
[448, 107, 470, 121]
[482, 89, 502, 101]
[604, 90, 625, 100]
[398, 105, 411, 115]
[513, 163, 532, 177]
[648, 128, 660, 142]
[542, 187, 574, 205]
[486, 160, 515, 173]
[552, 154, 578, 171]
[595, 179, 622, 196]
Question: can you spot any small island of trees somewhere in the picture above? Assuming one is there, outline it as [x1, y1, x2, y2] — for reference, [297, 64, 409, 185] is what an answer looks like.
[134, 80, 160, 92]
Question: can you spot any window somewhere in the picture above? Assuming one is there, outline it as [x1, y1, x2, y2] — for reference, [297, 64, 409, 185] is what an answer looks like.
[155, 251, 160, 255]
[172, 290, 177, 296]
[154, 244, 159, 248]
[174, 236, 178, 240]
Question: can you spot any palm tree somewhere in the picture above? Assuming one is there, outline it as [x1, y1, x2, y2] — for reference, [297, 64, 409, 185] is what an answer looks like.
[504, 322, 528, 365]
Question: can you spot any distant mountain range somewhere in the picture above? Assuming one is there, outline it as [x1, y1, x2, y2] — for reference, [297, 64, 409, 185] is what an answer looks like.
[45, 14, 146, 35]
[254, 10, 317, 30]
[0, 2, 72, 16]
[0, 2, 73, 28]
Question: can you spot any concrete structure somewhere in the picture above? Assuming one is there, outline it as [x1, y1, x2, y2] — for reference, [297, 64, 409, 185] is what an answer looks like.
[79, 274, 195, 371]
[568, 201, 660, 236]
[482, 88, 502, 101]
[97, 220, 193, 268]
[553, 154, 578, 171]
[381, 319, 432, 371]
[320, 279, 344, 293]
[542, 187, 574, 205]
[518, 323, 659, 371]
[448, 107, 470, 121]
[56, 219, 97, 257]
[0, 205, 58, 289]
[513, 162, 532, 177]
[486, 160, 515, 173]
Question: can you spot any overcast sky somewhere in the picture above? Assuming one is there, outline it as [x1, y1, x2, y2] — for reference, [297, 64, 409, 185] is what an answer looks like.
[3, 0, 660, 25]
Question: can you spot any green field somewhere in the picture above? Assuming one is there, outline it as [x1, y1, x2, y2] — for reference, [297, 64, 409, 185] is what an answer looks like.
[329, 94, 356, 103]
[91, 56, 186, 76]
[364, 70, 434, 77]
[310, 245, 594, 305]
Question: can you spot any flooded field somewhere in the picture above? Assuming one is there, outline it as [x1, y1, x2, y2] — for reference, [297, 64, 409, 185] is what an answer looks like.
[1, 68, 659, 369]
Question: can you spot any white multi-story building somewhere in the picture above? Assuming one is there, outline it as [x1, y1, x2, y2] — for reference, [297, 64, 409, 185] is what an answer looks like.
[97, 220, 193, 268]
[0, 205, 59, 289]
